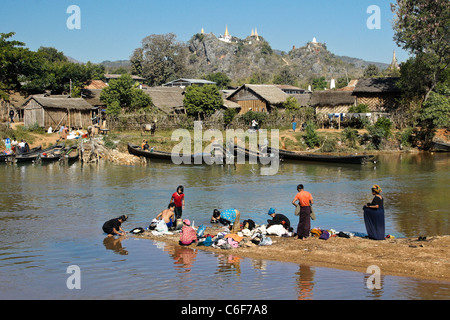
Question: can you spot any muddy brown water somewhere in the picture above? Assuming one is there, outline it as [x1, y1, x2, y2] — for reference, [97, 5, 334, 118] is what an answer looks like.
[0, 152, 449, 299]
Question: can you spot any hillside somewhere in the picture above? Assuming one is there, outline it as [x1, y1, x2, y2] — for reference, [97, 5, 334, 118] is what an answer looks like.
[101, 32, 389, 86]
[178, 33, 388, 85]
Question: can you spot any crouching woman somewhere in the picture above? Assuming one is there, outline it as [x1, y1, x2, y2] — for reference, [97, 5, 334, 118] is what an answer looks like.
[179, 219, 197, 246]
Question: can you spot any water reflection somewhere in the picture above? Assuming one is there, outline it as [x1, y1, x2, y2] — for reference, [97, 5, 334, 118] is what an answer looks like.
[103, 236, 128, 255]
[296, 265, 315, 300]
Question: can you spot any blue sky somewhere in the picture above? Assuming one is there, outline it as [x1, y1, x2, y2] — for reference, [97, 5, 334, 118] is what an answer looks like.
[1, 0, 410, 64]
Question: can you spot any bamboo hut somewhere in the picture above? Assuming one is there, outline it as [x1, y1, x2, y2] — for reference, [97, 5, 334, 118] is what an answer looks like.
[22, 95, 93, 130]
[310, 91, 356, 114]
[352, 77, 401, 111]
[227, 84, 288, 114]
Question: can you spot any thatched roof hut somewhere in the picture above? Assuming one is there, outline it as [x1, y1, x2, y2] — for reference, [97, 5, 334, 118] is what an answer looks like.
[22, 95, 93, 129]
[289, 93, 312, 107]
[143, 87, 185, 114]
[310, 91, 356, 114]
[227, 84, 288, 114]
[353, 77, 401, 111]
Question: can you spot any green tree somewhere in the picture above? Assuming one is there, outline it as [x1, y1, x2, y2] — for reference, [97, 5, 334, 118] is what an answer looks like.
[311, 77, 327, 91]
[418, 91, 450, 130]
[204, 72, 231, 90]
[284, 96, 300, 112]
[0, 32, 41, 100]
[100, 74, 152, 115]
[392, 0, 450, 102]
[183, 84, 223, 119]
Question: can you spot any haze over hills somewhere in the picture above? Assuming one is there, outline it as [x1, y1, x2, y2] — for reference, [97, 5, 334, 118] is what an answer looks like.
[92, 32, 390, 86]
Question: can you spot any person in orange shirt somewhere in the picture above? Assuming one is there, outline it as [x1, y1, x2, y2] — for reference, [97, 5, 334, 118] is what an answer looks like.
[292, 184, 314, 240]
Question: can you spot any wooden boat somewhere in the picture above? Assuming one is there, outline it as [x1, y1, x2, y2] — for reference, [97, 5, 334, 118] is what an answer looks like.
[60, 146, 79, 163]
[14, 144, 64, 164]
[2, 146, 41, 163]
[267, 147, 374, 164]
[432, 141, 450, 152]
[0, 153, 13, 162]
[233, 145, 276, 163]
[127, 143, 228, 164]
[40, 147, 67, 163]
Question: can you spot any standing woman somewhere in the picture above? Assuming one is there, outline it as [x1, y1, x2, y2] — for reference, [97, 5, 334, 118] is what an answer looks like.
[363, 185, 385, 240]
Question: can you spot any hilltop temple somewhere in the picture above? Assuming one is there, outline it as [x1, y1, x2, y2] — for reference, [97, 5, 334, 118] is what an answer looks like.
[218, 25, 232, 43]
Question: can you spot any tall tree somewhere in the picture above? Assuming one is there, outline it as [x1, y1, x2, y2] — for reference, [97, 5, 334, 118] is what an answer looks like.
[0, 32, 41, 100]
[392, 0, 450, 101]
[131, 33, 188, 86]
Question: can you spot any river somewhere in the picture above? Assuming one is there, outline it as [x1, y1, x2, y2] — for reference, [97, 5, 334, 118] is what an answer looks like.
[0, 152, 449, 300]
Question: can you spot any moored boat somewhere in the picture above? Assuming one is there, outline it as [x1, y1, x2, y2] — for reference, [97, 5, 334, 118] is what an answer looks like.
[432, 141, 450, 152]
[127, 143, 228, 164]
[14, 144, 64, 164]
[268, 147, 374, 164]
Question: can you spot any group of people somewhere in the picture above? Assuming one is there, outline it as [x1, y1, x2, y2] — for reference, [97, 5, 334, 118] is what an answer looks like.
[102, 183, 386, 243]
[2, 137, 30, 154]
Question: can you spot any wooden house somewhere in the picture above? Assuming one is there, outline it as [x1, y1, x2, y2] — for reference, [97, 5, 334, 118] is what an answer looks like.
[352, 77, 401, 111]
[310, 91, 356, 114]
[22, 95, 93, 130]
[226, 84, 288, 114]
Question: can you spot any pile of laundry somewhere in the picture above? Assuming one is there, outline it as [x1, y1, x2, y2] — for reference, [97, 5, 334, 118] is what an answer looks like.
[196, 219, 295, 250]
[310, 228, 378, 240]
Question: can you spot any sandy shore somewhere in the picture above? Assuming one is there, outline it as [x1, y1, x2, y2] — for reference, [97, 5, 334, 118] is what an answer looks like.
[134, 226, 450, 282]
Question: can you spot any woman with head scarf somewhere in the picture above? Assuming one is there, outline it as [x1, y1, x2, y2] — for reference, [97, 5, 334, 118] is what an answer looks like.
[363, 185, 385, 240]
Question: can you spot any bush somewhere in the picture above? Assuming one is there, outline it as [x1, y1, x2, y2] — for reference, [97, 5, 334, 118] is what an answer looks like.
[320, 138, 337, 152]
[342, 127, 359, 149]
[239, 110, 268, 127]
[366, 126, 386, 150]
[304, 121, 320, 148]
[223, 108, 238, 127]
[397, 127, 414, 148]
[375, 117, 392, 138]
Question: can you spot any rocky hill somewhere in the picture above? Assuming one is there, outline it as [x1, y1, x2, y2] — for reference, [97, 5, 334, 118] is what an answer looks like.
[102, 32, 390, 86]
[185, 33, 390, 85]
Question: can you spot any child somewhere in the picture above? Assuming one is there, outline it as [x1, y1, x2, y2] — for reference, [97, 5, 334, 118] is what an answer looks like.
[170, 185, 185, 220]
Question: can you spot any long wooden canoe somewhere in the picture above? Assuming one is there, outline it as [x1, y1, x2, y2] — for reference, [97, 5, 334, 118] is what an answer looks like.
[127, 143, 229, 165]
[267, 147, 374, 164]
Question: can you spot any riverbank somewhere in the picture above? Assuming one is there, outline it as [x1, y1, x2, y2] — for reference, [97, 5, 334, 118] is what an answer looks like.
[134, 226, 450, 282]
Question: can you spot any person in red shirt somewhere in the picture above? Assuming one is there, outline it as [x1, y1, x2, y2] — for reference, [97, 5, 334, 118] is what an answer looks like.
[292, 184, 314, 240]
[170, 185, 185, 220]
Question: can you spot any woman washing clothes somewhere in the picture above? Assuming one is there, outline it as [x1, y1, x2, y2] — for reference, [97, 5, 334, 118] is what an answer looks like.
[363, 184, 385, 240]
